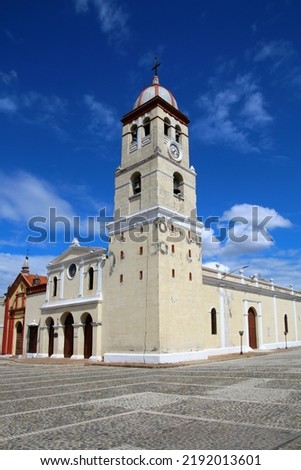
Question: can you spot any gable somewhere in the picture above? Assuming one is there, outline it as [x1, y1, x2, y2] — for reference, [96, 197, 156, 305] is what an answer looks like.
[48, 246, 106, 269]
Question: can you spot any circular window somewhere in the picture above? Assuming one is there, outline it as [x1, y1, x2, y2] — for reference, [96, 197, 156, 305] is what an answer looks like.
[68, 263, 77, 278]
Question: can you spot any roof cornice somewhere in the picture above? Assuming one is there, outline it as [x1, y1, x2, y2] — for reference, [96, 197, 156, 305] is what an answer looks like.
[121, 96, 189, 126]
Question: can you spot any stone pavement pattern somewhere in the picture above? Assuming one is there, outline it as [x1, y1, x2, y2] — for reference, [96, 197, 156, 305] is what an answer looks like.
[0, 349, 300, 450]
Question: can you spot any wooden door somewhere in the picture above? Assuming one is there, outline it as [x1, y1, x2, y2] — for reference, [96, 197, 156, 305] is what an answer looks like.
[28, 326, 38, 353]
[64, 313, 74, 358]
[84, 314, 93, 359]
[15, 322, 23, 355]
[248, 308, 257, 349]
[48, 319, 54, 357]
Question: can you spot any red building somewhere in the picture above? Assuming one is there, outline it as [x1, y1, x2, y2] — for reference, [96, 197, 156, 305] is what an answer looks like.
[1, 257, 47, 356]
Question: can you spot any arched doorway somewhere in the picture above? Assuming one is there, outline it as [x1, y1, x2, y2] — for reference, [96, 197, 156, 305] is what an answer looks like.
[83, 314, 93, 359]
[15, 322, 23, 355]
[64, 313, 74, 358]
[248, 307, 257, 349]
[47, 318, 54, 357]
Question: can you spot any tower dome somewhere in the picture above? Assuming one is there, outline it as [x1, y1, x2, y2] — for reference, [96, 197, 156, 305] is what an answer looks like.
[134, 75, 178, 110]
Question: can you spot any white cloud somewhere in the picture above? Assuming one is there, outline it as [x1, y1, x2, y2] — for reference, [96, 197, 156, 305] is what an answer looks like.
[202, 202, 300, 291]
[0, 96, 18, 113]
[253, 40, 295, 68]
[0, 171, 74, 223]
[0, 170, 111, 247]
[84, 94, 118, 140]
[244, 253, 301, 289]
[74, 0, 89, 12]
[73, 0, 129, 42]
[0, 253, 52, 296]
[201, 203, 300, 288]
[0, 89, 67, 136]
[253, 40, 301, 95]
[222, 204, 291, 229]
[203, 252, 301, 291]
[202, 203, 292, 258]
[241, 92, 272, 126]
[0, 70, 18, 85]
[193, 73, 272, 153]
[20, 92, 68, 134]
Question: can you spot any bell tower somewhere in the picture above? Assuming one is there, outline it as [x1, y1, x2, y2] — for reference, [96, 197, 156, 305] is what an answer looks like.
[103, 63, 204, 363]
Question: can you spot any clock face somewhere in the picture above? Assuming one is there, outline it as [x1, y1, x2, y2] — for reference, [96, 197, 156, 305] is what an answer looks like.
[168, 141, 182, 162]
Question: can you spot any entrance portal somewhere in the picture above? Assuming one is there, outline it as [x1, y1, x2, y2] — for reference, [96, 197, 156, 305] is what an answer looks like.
[248, 307, 257, 349]
[47, 318, 54, 357]
[64, 313, 74, 358]
[28, 325, 38, 354]
[84, 314, 93, 359]
[15, 322, 23, 355]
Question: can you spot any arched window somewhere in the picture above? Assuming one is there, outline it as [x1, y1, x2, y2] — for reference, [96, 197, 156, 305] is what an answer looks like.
[173, 172, 183, 197]
[143, 117, 150, 137]
[211, 308, 217, 335]
[175, 125, 182, 143]
[88, 267, 94, 290]
[130, 124, 138, 142]
[131, 172, 141, 195]
[164, 117, 171, 136]
[53, 276, 58, 297]
[284, 314, 288, 334]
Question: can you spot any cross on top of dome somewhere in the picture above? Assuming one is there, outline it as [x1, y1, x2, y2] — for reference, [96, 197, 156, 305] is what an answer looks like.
[152, 57, 161, 78]
[133, 58, 178, 110]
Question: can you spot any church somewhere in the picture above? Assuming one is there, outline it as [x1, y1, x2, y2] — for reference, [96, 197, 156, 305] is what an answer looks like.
[2, 67, 301, 363]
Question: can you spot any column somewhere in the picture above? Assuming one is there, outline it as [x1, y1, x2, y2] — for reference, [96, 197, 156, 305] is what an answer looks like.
[78, 261, 84, 297]
[243, 299, 249, 350]
[96, 258, 102, 297]
[257, 302, 263, 349]
[59, 266, 65, 300]
[71, 323, 84, 359]
[292, 300, 298, 342]
[45, 280, 50, 302]
[137, 116, 142, 149]
[52, 324, 64, 358]
[90, 322, 102, 361]
[273, 295, 279, 345]
[219, 287, 225, 349]
[38, 325, 49, 358]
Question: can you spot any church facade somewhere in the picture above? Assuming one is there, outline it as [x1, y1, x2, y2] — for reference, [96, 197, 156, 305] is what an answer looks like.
[2, 70, 301, 363]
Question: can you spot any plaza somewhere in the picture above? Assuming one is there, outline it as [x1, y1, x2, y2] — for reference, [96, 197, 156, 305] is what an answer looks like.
[0, 348, 300, 450]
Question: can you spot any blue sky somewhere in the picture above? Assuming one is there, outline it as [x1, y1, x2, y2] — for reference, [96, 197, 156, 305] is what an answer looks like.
[1, 0, 301, 294]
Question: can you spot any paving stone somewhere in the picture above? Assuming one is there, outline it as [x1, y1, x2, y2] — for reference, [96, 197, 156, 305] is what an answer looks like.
[0, 348, 300, 450]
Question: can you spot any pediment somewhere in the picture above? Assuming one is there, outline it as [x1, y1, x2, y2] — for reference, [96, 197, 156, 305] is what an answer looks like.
[47, 245, 105, 268]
